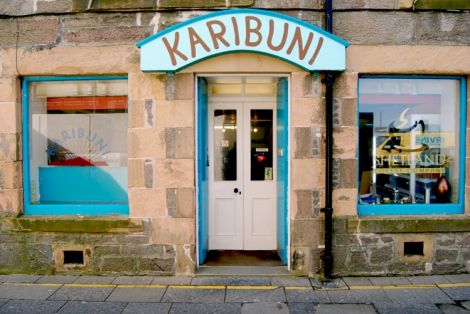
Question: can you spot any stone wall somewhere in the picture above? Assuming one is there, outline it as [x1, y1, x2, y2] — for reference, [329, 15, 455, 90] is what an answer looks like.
[0, 217, 176, 275]
[332, 217, 470, 275]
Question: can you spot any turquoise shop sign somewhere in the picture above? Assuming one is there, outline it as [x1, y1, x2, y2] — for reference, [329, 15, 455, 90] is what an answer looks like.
[137, 9, 349, 72]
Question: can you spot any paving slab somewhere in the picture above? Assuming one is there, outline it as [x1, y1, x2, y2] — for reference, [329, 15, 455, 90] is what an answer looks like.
[241, 302, 288, 314]
[0, 275, 42, 284]
[123, 302, 172, 314]
[314, 304, 377, 314]
[197, 266, 289, 276]
[445, 275, 470, 284]
[327, 289, 391, 304]
[368, 277, 412, 286]
[384, 286, 454, 305]
[270, 277, 311, 287]
[229, 277, 271, 286]
[225, 287, 286, 303]
[0, 300, 8, 307]
[0, 299, 59, 314]
[48, 286, 114, 302]
[285, 289, 330, 303]
[190, 277, 231, 286]
[407, 275, 451, 285]
[57, 301, 127, 314]
[0, 284, 59, 300]
[374, 302, 442, 314]
[320, 278, 348, 289]
[112, 276, 154, 285]
[0, 300, 65, 314]
[106, 286, 166, 302]
[441, 287, 470, 301]
[36, 276, 78, 284]
[462, 301, 470, 310]
[439, 304, 470, 314]
[287, 302, 315, 314]
[342, 277, 373, 287]
[162, 287, 225, 303]
[72, 276, 116, 284]
[169, 303, 242, 314]
[152, 277, 192, 286]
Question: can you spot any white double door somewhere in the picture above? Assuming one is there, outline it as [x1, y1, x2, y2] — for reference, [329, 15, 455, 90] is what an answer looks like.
[208, 101, 277, 250]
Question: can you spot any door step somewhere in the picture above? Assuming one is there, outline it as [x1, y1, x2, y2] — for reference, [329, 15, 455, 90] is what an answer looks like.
[197, 266, 290, 276]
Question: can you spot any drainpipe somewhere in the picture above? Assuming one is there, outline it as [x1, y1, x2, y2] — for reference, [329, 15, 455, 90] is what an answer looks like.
[320, 0, 335, 280]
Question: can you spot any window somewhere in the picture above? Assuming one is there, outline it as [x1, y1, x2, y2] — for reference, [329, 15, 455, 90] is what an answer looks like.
[358, 77, 466, 215]
[23, 77, 129, 215]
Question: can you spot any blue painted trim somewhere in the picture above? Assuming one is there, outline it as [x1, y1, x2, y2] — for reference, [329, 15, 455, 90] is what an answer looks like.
[136, 9, 350, 48]
[22, 76, 129, 216]
[357, 75, 467, 215]
[358, 204, 463, 215]
[25, 204, 129, 216]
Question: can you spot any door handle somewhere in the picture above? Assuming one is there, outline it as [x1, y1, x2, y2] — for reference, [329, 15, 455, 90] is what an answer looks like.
[234, 188, 242, 195]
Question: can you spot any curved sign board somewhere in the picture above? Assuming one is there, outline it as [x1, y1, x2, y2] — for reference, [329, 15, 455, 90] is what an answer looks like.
[137, 9, 349, 72]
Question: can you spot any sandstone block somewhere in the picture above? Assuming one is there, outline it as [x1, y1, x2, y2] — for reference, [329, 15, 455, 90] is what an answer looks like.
[129, 100, 145, 128]
[291, 220, 323, 246]
[128, 128, 165, 159]
[291, 72, 322, 99]
[128, 187, 166, 218]
[294, 127, 322, 159]
[333, 158, 357, 189]
[0, 102, 20, 133]
[0, 133, 20, 161]
[334, 12, 416, 45]
[73, 0, 156, 11]
[291, 97, 325, 127]
[293, 189, 322, 219]
[166, 187, 194, 218]
[155, 159, 194, 188]
[334, 0, 398, 10]
[254, 0, 321, 9]
[332, 188, 357, 216]
[151, 217, 195, 244]
[340, 98, 357, 127]
[37, 0, 72, 14]
[19, 16, 59, 47]
[156, 100, 194, 128]
[63, 27, 150, 45]
[0, 19, 18, 48]
[0, 161, 22, 190]
[334, 72, 358, 99]
[128, 158, 145, 188]
[159, 0, 227, 8]
[394, 234, 434, 263]
[291, 159, 325, 190]
[175, 244, 196, 275]
[129, 72, 165, 101]
[0, 188, 23, 215]
[0, 78, 19, 103]
[333, 127, 358, 159]
[175, 73, 194, 100]
[165, 127, 194, 159]
[415, 12, 470, 45]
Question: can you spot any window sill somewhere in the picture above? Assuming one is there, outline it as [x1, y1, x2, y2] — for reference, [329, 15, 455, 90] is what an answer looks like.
[6, 215, 143, 233]
[344, 215, 470, 234]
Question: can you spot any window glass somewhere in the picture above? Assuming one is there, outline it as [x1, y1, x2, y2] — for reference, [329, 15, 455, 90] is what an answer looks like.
[213, 109, 237, 181]
[28, 79, 128, 205]
[358, 78, 461, 207]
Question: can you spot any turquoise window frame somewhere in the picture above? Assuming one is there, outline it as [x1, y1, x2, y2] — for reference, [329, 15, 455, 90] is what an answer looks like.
[22, 76, 129, 215]
[357, 75, 467, 215]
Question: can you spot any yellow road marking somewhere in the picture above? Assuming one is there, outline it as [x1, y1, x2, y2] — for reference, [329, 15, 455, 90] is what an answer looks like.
[227, 286, 279, 290]
[170, 285, 226, 289]
[285, 286, 312, 290]
[2, 283, 62, 287]
[117, 284, 166, 289]
[438, 283, 470, 288]
[349, 284, 435, 290]
[64, 283, 116, 288]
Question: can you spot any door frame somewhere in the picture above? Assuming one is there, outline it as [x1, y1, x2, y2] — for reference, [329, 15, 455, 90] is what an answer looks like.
[195, 74, 291, 269]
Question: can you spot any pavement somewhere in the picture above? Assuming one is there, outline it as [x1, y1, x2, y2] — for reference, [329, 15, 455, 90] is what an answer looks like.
[0, 274, 470, 313]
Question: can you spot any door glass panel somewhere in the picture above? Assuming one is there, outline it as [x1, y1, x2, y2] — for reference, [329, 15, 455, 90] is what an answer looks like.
[251, 109, 273, 181]
[214, 109, 237, 181]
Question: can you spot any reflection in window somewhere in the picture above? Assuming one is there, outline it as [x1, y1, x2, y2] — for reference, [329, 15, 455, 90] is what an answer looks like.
[251, 110, 273, 181]
[358, 78, 461, 206]
[213, 110, 237, 181]
[29, 79, 128, 205]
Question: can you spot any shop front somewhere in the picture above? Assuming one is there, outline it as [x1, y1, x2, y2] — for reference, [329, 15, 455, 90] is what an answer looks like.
[0, 1, 469, 277]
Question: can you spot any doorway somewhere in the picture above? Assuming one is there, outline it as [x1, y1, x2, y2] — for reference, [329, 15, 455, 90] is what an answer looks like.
[197, 76, 289, 266]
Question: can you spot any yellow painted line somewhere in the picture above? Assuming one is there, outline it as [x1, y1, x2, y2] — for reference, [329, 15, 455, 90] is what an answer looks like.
[285, 286, 312, 290]
[319, 287, 350, 291]
[438, 283, 470, 288]
[2, 282, 62, 287]
[117, 284, 166, 289]
[170, 285, 226, 289]
[64, 283, 116, 288]
[349, 284, 435, 290]
[227, 286, 279, 290]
